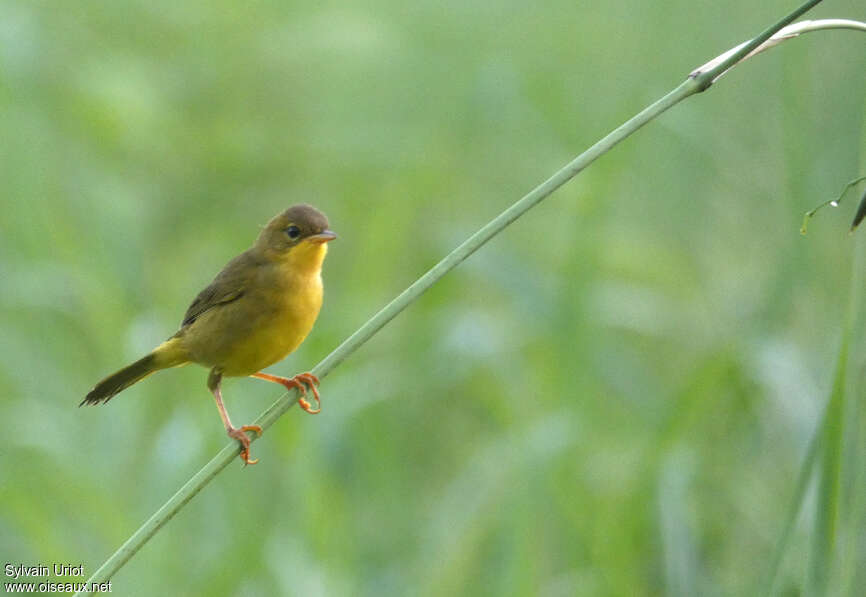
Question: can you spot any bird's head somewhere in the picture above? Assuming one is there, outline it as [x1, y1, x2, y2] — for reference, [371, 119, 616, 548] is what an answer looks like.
[255, 204, 336, 270]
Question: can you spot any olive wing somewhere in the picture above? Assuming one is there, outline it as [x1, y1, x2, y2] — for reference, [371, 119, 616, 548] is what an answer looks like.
[179, 251, 259, 328]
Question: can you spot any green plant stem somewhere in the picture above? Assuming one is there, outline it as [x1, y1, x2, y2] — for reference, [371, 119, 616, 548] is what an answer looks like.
[800, 175, 866, 234]
[74, 1, 833, 593]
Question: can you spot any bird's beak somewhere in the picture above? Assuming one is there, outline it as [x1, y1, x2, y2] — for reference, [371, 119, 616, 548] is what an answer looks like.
[308, 230, 337, 244]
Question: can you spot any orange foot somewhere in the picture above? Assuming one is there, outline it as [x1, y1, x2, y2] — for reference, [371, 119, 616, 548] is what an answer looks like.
[252, 372, 322, 414]
[227, 425, 263, 465]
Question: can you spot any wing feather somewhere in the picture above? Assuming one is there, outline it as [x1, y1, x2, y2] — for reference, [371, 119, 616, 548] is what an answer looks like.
[179, 250, 260, 328]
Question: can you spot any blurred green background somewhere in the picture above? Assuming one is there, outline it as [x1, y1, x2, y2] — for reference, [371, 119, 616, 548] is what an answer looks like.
[2, 1, 865, 595]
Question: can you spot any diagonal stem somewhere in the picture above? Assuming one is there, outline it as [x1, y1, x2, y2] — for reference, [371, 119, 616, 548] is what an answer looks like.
[73, 1, 849, 593]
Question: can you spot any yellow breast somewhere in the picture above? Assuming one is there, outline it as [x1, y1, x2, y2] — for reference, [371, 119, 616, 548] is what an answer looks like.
[183, 243, 328, 376]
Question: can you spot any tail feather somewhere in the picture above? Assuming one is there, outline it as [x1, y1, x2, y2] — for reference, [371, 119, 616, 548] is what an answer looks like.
[81, 353, 161, 406]
[81, 338, 189, 406]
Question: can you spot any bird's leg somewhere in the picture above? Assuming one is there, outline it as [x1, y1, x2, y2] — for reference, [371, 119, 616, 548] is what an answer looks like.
[251, 371, 322, 414]
[208, 368, 262, 466]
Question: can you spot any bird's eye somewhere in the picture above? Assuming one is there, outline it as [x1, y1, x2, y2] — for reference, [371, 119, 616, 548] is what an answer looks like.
[285, 225, 301, 239]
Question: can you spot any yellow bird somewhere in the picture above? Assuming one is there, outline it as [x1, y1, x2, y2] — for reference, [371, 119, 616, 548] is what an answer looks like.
[82, 204, 336, 465]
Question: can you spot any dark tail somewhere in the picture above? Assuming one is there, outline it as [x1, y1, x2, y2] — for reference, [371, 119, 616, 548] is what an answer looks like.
[81, 353, 159, 406]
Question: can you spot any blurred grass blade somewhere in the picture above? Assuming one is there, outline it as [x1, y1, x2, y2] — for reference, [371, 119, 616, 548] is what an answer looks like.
[807, 211, 865, 594]
[658, 448, 697, 597]
[807, 335, 847, 596]
[764, 177, 866, 595]
[766, 250, 858, 596]
[836, 373, 866, 596]
[762, 413, 822, 596]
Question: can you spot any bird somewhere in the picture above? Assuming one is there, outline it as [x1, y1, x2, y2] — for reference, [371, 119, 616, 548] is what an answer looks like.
[82, 204, 336, 465]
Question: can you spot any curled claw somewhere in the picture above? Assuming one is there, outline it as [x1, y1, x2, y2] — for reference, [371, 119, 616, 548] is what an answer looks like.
[293, 373, 321, 414]
[227, 425, 263, 466]
[241, 450, 258, 466]
[241, 424, 263, 437]
[251, 371, 322, 414]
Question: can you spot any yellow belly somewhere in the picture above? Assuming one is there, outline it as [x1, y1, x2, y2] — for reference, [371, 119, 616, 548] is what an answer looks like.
[180, 270, 323, 376]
